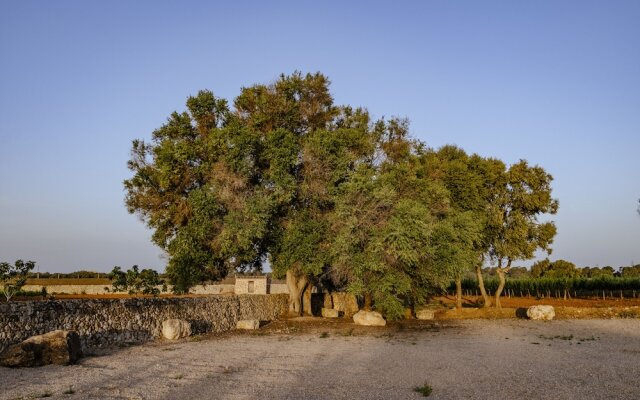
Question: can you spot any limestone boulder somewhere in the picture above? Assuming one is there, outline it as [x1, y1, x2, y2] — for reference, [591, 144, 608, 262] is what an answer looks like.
[331, 293, 359, 317]
[0, 330, 82, 368]
[416, 309, 436, 320]
[527, 305, 555, 321]
[236, 319, 260, 330]
[161, 319, 192, 340]
[353, 310, 386, 326]
[321, 308, 340, 318]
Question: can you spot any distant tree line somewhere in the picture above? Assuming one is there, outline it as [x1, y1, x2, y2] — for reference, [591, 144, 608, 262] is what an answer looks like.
[480, 260, 640, 279]
[26, 270, 109, 279]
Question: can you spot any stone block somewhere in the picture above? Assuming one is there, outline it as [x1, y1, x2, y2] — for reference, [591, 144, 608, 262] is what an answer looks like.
[416, 309, 436, 320]
[321, 308, 340, 318]
[353, 310, 386, 326]
[162, 319, 192, 340]
[236, 319, 260, 330]
[0, 330, 82, 367]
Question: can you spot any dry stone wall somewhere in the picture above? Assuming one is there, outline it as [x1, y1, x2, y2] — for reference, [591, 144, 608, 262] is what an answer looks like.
[0, 294, 287, 353]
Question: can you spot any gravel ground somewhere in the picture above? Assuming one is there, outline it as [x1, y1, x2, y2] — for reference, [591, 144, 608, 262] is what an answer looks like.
[1, 319, 639, 400]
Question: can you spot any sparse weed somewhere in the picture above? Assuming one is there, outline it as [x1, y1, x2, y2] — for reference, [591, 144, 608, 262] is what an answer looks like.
[173, 373, 184, 380]
[63, 386, 75, 395]
[414, 383, 433, 397]
[618, 310, 638, 319]
[319, 332, 329, 338]
[219, 365, 234, 374]
[538, 334, 573, 341]
[35, 391, 53, 398]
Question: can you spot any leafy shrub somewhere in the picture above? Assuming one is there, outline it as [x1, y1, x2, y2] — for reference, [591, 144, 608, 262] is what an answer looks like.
[0, 260, 36, 301]
[414, 383, 433, 397]
[109, 265, 165, 296]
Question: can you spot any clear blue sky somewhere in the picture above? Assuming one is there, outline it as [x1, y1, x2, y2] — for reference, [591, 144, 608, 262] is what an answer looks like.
[1, 1, 639, 272]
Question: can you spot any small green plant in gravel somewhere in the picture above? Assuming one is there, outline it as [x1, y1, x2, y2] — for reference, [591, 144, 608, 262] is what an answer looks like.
[414, 383, 433, 397]
[173, 374, 184, 380]
[35, 391, 53, 398]
[319, 332, 329, 338]
[63, 386, 75, 395]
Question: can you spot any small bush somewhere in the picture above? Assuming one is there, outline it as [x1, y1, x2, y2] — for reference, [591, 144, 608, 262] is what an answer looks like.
[414, 383, 432, 397]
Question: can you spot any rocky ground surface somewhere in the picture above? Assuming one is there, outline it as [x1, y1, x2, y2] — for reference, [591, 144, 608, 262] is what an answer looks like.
[1, 318, 639, 400]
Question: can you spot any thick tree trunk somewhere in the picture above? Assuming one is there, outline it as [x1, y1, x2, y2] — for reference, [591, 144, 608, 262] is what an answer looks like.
[455, 278, 463, 310]
[475, 263, 492, 308]
[286, 269, 309, 316]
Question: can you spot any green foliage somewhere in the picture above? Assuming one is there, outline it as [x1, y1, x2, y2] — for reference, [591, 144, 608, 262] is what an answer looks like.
[109, 265, 165, 296]
[531, 259, 579, 278]
[487, 160, 558, 268]
[581, 266, 615, 278]
[124, 72, 559, 316]
[620, 264, 640, 278]
[0, 260, 36, 301]
[414, 383, 433, 397]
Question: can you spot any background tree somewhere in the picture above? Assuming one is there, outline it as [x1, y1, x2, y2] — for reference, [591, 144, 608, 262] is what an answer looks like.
[328, 124, 482, 318]
[0, 260, 35, 301]
[544, 260, 580, 278]
[471, 156, 509, 307]
[109, 265, 165, 296]
[530, 258, 551, 278]
[581, 266, 615, 278]
[487, 160, 558, 308]
[420, 146, 488, 308]
[620, 264, 640, 278]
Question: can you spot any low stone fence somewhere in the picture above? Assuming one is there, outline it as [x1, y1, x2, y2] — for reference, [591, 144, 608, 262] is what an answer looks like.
[0, 294, 288, 353]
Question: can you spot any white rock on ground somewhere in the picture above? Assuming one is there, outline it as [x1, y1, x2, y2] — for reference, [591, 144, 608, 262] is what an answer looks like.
[527, 305, 555, 320]
[415, 309, 436, 320]
[321, 308, 340, 318]
[353, 310, 386, 326]
[161, 319, 192, 340]
[236, 319, 260, 330]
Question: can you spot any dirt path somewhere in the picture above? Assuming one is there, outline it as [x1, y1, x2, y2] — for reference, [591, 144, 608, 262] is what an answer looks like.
[1, 319, 639, 400]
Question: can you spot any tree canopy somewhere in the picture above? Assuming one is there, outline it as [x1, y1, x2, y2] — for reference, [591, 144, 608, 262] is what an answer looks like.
[0, 260, 35, 301]
[125, 72, 559, 317]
